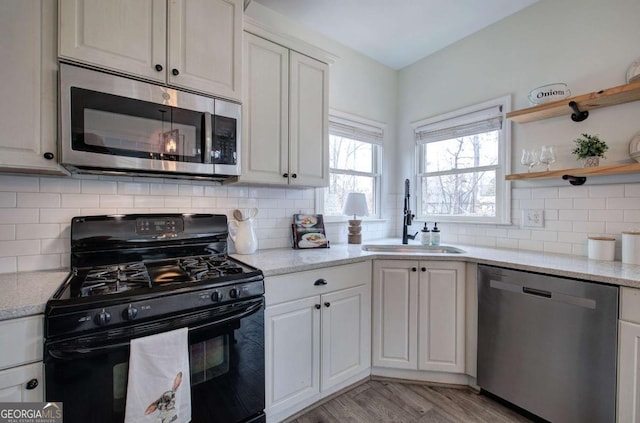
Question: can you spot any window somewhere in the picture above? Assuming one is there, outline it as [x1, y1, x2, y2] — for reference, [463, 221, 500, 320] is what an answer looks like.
[414, 96, 511, 224]
[321, 112, 383, 218]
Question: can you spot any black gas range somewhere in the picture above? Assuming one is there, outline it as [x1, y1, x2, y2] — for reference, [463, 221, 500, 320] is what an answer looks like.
[44, 214, 266, 423]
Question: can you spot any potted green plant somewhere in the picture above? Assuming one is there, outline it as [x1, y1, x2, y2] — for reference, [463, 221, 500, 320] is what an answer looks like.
[571, 133, 608, 167]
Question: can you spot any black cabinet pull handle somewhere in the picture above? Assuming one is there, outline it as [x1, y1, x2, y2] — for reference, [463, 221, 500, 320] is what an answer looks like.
[283, 173, 288, 178]
[421, 267, 426, 272]
[172, 68, 180, 76]
[43, 152, 54, 160]
[314, 278, 327, 286]
[155, 64, 163, 72]
[291, 173, 297, 178]
[25, 379, 38, 390]
[324, 302, 330, 307]
[411, 267, 417, 272]
[315, 304, 321, 309]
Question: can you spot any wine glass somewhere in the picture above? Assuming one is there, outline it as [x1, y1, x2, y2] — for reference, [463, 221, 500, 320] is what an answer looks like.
[520, 149, 538, 172]
[539, 145, 556, 171]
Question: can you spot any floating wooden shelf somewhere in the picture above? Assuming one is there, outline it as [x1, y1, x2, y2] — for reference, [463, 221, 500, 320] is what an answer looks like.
[506, 81, 640, 123]
[506, 162, 640, 182]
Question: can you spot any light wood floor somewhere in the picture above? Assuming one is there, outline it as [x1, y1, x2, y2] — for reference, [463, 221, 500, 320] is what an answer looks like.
[288, 380, 533, 423]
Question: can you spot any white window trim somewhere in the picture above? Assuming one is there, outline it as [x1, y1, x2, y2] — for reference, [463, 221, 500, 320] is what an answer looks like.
[316, 109, 385, 222]
[413, 96, 511, 225]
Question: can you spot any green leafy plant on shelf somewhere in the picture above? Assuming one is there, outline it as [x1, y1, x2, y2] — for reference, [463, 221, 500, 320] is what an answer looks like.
[571, 133, 608, 159]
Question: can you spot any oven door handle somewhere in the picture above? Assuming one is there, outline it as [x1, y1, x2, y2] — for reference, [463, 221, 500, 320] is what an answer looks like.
[47, 299, 264, 360]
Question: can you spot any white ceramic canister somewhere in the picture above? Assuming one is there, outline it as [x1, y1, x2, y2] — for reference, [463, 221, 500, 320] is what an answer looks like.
[622, 232, 640, 264]
[587, 236, 616, 261]
[229, 219, 258, 254]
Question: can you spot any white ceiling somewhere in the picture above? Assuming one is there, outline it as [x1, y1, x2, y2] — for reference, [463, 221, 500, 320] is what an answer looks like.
[252, 0, 538, 69]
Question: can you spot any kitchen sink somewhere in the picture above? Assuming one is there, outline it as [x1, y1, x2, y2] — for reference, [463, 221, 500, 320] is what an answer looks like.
[361, 244, 465, 254]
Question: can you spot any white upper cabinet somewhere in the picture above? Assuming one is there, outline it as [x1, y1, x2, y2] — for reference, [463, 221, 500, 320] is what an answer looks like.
[240, 32, 329, 187]
[59, 0, 242, 100]
[0, 0, 65, 175]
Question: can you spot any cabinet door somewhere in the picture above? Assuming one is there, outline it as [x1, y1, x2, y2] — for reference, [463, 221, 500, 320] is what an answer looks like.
[59, 0, 166, 82]
[0, 0, 63, 174]
[618, 320, 640, 422]
[418, 261, 466, 373]
[0, 363, 43, 402]
[240, 33, 289, 184]
[372, 260, 418, 369]
[288, 51, 329, 187]
[321, 285, 371, 391]
[167, 0, 241, 100]
[265, 296, 320, 416]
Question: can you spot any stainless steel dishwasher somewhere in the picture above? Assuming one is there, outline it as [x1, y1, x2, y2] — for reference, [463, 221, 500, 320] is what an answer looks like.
[477, 265, 618, 423]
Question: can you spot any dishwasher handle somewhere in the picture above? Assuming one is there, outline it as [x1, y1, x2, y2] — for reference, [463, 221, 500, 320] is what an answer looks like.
[522, 286, 552, 298]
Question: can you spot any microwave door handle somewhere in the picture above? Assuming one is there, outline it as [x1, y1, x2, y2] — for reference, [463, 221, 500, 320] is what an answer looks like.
[204, 111, 213, 164]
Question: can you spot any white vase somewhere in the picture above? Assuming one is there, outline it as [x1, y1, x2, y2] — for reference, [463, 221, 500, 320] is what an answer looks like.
[583, 156, 600, 167]
[229, 219, 258, 254]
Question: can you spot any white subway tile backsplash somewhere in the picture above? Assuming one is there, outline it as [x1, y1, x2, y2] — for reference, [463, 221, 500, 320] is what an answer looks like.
[18, 193, 61, 208]
[17, 254, 61, 272]
[16, 224, 59, 240]
[0, 240, 40, 256]
[0, 175, 38, 192]
[0, 208, 39, 224]
[61, 194, 100, 208]
[81, 180, 117, 194]
[0, 225, 15, 241]
[40, 178, 81, 193]
[0, 172, 638, 273]
[0, 192, 16, 207]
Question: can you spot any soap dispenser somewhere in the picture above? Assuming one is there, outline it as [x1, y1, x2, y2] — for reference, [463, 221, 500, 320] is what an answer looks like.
[420, 223, 430, 245]
[430, 222, 440, 246]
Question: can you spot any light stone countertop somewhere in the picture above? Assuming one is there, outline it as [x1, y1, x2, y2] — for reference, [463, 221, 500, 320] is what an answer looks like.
[2, 240, 640, 321]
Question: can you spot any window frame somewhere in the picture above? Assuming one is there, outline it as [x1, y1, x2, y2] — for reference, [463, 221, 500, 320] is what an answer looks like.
[317, 110, 384, 221]
[413, 96, 511, 225]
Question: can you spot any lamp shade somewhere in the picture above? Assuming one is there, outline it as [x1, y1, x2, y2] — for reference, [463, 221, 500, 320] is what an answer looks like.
[342, 193, 369, 218]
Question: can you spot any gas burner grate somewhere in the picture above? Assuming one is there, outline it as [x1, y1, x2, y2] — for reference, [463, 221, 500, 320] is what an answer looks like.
[81, 262, 151, 296]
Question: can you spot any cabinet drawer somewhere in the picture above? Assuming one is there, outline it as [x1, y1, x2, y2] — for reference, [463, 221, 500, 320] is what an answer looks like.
[0, 316, 43, 371]
[266, 262, 371, 306]
[621, 287, 640, 324]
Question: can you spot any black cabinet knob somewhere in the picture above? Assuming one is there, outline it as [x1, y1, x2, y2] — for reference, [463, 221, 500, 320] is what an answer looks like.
[421, 267, 427, 272]
[43, 152, 54, 160]
[411, 267, 417, 272]
[282, 173, 288, 178]
[172, 68, 180, 76]
[155, 64, 163, 72]
[25, 379, 38, 390]
[324, 302, 331, 307]
[291, 173, 297, 178]
[315, 304, 321, 310]
[314, 278, 328, 286]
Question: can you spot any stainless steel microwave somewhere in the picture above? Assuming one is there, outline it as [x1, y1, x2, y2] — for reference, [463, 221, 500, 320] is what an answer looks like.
[59, 63, 240, 181]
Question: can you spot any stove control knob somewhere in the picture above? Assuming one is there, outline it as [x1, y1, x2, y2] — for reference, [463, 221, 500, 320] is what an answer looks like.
[95, 309, 112, 326]
[229, 288, 238, 299]
[211, 291, 223, 302]
[122, 305, 138, 321]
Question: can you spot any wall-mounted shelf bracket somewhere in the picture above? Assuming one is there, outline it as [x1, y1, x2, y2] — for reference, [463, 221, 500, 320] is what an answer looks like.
[568, 101, 589, 122]
[562, 174, 587, 185]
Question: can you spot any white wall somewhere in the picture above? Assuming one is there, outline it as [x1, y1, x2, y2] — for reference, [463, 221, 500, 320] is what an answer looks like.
[397, 0, 640, 254]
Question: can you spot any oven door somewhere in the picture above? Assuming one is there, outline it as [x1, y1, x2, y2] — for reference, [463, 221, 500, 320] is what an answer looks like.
[44, 298, 265, 423]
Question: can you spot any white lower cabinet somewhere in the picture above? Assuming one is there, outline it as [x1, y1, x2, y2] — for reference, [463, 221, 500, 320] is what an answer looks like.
[618, 287, 640, 422]
[0, 316, 44, 402]
[265, 262, 371, 422]
[372, 260, 466, 378]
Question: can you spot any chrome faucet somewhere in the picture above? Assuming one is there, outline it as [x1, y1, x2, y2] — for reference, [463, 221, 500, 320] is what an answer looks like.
[402, 179, 418, 244]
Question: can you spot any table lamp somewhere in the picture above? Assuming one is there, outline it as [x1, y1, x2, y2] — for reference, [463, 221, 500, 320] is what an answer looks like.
[342, 192, 369, 244]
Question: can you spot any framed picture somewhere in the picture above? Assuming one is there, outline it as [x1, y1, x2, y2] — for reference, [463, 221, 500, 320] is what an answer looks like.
[292, 214, 329, 249]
